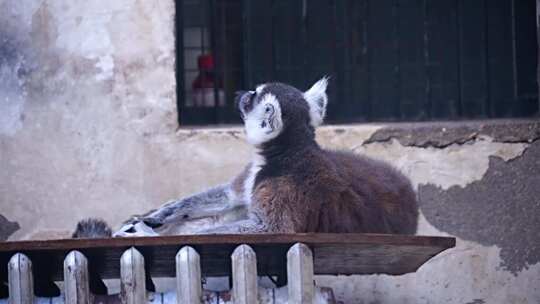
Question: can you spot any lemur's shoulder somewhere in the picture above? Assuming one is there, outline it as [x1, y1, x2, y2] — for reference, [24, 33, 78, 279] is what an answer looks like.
[231, 164, 250, 196]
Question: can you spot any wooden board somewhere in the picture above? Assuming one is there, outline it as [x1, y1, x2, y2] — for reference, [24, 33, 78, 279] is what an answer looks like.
[0, 234, 455, 282]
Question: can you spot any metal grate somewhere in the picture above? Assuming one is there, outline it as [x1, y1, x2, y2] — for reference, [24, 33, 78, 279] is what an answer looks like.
[176, 0, 539, 125]
[176, 0, 243, 125]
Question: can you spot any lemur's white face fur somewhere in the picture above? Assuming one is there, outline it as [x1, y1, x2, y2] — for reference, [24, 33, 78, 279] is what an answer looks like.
[241, 90, 283, 145]
[237, 77, 329, 146]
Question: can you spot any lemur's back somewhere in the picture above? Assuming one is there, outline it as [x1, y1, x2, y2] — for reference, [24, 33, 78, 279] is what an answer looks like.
[322, 150, 418, 234]
[249, 147, 418, 235]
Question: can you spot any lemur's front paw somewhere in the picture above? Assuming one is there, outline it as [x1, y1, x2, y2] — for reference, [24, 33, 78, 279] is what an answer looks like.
[139, 217, 165, 228]
[113, 219, 160, 237]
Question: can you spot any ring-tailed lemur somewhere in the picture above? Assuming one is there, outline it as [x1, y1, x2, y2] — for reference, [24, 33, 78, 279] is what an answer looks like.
[74, 78, 418, 238]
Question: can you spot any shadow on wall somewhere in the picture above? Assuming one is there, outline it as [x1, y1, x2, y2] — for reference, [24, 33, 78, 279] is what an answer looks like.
[419, 140, 540, 274]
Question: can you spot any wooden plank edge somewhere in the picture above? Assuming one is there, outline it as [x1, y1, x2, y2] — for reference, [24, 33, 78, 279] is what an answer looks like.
[0, 234, 456, 252]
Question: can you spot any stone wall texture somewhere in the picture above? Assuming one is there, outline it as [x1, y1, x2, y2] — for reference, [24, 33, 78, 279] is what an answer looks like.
[1, 1, 539, 303]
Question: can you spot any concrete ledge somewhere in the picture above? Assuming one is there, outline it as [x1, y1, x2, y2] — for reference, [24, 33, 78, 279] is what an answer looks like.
[174, 119, 540, 147]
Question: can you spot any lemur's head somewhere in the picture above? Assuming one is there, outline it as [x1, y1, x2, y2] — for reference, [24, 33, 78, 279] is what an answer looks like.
[236, 77, 329, 146]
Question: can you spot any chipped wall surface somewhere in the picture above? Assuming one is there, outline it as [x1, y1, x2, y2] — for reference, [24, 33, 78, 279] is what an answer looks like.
[1, 1, 539, 303]
[315, 121, 540, 304]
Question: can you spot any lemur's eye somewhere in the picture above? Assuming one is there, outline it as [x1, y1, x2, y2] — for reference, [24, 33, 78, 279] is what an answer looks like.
[264, 104, 274, 115]
[261, 121, 267, 128]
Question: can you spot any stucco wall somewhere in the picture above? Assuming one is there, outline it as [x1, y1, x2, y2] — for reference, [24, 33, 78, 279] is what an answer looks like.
[1, 1, 539, 303]
[0, 0, 179, 240]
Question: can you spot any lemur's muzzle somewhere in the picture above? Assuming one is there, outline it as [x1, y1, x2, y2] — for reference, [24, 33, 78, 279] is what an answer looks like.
[235, 90, 255, 118]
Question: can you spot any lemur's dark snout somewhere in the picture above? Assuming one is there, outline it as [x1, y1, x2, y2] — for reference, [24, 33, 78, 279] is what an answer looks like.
[235, 90, 255, 116]
[234, 91, 246, 107]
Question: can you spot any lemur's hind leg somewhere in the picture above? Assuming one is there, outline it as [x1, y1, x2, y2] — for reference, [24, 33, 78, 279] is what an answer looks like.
[114, 184, 245, 237]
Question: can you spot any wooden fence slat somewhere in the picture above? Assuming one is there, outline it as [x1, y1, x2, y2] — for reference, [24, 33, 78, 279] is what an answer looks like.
[8, 253, 34, 304]
[120, 247, 147, 304]
[176, 246, 202, 304]
[287, 243, 314, 304]
[148, 292, 161, 304]
[231, 244, 258, 304]
[0, 234, 455, 279]
[34, 297, 51, 304]
[63, 251, 90, 304]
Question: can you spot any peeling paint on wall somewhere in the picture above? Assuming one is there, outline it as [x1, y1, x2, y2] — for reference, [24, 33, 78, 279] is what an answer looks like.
[313, 123, 540, 302]
[356, 137, 527, 190]
[364, 120, 540, 148]
[316, 239, 540, 304]
[419, 141, 540, 274]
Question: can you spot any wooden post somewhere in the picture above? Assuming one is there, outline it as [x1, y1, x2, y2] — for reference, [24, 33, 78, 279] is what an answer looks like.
[120, 247, 147, 304]
[176, 246, 202, 304]
[64, 251, 90, 304]
[231, 244, 258, 304]
[8, 253, 34, 304]
[287, 243, 314, 304]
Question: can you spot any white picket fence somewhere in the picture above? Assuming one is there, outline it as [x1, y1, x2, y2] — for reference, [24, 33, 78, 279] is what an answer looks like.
[2, 243, 335, 304]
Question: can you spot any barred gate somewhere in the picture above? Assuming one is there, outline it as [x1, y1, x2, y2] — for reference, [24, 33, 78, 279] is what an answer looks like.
[177, 0, 539, 125]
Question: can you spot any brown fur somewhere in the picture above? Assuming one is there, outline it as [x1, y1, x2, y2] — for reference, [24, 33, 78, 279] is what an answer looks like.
[250, 149, 418, 234]
[239, 82, 419, 235]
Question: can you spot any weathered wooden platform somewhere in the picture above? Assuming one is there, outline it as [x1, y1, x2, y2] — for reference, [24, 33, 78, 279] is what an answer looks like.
[0, 233, 455, 281]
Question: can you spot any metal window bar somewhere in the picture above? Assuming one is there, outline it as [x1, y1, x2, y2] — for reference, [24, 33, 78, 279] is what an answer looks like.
[176, 0, 539, 125]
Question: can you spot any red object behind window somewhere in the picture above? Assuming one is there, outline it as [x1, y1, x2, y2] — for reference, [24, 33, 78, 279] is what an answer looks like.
[192, 54, 221, 89]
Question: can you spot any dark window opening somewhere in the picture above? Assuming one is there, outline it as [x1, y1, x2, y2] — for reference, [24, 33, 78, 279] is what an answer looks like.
[176, 0, 539, 126]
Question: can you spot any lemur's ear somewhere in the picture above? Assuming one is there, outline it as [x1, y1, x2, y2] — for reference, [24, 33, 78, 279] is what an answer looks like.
[303, 76, 329, 127]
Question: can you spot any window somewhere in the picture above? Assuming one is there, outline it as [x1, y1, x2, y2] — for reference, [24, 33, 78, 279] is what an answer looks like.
[176, 0, 539, 125]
